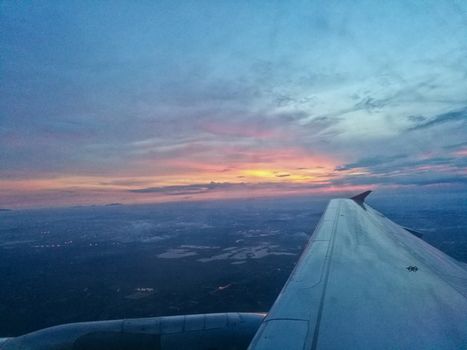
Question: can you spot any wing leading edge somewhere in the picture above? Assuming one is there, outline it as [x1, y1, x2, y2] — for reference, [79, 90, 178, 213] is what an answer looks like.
[248, 193, 467, 350]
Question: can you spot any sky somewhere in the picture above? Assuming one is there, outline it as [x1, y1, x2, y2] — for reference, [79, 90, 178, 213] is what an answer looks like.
[1, 0, 466, 208]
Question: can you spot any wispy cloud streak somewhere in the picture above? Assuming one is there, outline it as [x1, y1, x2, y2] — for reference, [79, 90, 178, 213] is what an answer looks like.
[1, 1, 466, 207]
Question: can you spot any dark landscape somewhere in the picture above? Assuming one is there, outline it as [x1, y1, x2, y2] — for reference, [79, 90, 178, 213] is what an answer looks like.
[0, 191, 465, 337]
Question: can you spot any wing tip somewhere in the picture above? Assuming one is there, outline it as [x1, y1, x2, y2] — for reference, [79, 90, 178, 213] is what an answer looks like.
[403, 227, 424, 239]
[350, 190, 372, 203]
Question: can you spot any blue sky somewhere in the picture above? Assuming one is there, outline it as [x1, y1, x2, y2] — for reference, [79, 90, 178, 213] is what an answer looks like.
[1, 1, 466, 207]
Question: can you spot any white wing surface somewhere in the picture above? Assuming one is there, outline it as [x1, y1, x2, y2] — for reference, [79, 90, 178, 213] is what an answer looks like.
[248, 194, 467, 350]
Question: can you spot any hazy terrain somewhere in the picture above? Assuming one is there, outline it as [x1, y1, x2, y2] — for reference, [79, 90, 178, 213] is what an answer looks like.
[0, 192, 465, 337]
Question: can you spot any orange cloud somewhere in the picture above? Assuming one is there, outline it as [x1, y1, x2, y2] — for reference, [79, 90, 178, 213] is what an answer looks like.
[0, 146, 343, 208]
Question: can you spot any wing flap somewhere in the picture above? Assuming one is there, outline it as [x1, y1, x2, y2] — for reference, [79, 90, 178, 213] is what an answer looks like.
[252, 320, 308, 350]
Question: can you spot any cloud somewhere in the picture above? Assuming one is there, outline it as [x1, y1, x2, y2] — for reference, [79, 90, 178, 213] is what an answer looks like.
[444, 141, 467, 150]
[129, 182, 245, 195]
[128, 181, 332, 197]
[407, 108, 467, 131]
[198, 117, 281, 139]
[336, 154, 408, 171]
[332, 173, 467, 187]
[99, 179, 153, 187]
[354, 97, 389, 112]
[333, 146, 467, 190]
[2, 1, 467, 207]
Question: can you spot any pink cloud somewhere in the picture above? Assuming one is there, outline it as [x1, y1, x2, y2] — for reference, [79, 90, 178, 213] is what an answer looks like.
[454, 148, 467, 157]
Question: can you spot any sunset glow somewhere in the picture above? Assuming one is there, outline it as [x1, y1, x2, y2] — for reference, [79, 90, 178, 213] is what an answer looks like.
[1, 1, 466, 208]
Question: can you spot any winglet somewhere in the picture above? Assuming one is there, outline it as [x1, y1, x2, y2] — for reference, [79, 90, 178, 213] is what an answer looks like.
[350, 190, 372, 203]
[403, 227, 424, 239]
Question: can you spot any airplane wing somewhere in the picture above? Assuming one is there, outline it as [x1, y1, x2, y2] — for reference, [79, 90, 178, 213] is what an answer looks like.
[248, 192, 467, 349]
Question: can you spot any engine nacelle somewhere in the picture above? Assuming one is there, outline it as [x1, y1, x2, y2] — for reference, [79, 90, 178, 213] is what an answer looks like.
[1, 312, 266, 350]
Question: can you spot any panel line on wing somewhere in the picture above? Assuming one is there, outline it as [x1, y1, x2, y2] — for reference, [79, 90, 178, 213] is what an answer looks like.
[308, 201, 342, 350]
